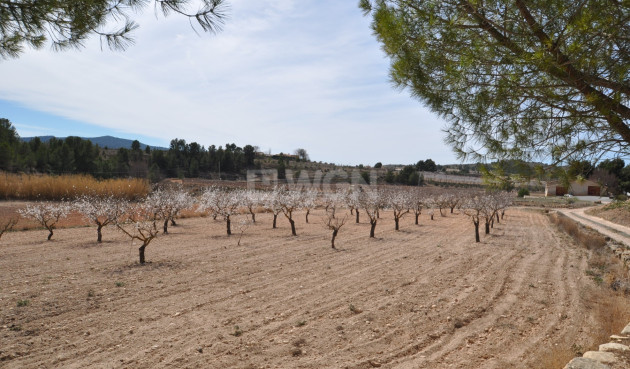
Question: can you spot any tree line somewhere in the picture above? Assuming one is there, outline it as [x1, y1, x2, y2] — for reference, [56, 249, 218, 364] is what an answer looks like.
[0, 118, 259, 179]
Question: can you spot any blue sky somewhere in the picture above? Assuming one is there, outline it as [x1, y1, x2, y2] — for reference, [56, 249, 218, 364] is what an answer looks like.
[0, 0, 458, 166]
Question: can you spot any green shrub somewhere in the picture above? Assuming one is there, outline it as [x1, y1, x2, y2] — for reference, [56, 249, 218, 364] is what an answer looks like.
[517, 188, 530, 197]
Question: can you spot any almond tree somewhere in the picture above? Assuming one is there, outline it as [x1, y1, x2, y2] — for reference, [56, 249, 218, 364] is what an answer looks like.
[18, 202, 70, 240]
[384, 189, 411, 231]
[263, 188, 283, 229]
[462, 196, 487, 243]
[241, 190, 262, 223]
[0, 217, 18, 240]
[74, 195, 128, 242]
[302, 189, 319, 223]
[410, 189, 424, 225]
[146, 186, 193, 234]
[276, 187, 303, 236]
[115, 203, 159, 264]
[345, 188, 361, 223]
[359, 189, 382, 238]
[201, 187, 242, 236]
[323, 214, 348, 249]
[434, 194, 450, 217]
[444, 193, 461, 214]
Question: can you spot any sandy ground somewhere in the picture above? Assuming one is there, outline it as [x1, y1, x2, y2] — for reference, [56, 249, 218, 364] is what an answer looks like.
[0, 208, 603, 368]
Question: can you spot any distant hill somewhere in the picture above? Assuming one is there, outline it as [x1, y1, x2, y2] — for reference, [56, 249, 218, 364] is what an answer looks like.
[21, 135, 167, 151]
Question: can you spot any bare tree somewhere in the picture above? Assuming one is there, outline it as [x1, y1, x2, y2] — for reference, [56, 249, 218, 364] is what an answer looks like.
[344, 188, 361, 224]
[201, 187, 242, 236]
[146, 186, 193, 234]
[385, 189, 411, 231]
[410, 189, 424, 225]
[0, 217, 18, 240]
[74, 195, 128, 242]
[444, 193, 461, 214]
[263, 188, 283, 229]
[276, 188, 303, 236]
[302, 189, 319, 223]
[359, 189, 382, 238]
[241, 190, 262, 223]
[236, 218, 252, 246]
[462, 196, 488, 243]
[115, 203, 159, 264]
[18, 202, 70, 240]
[323, 214, 348, 249]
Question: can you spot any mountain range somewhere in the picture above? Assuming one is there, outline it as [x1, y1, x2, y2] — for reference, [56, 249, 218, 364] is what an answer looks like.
[21, 135, 167, 151]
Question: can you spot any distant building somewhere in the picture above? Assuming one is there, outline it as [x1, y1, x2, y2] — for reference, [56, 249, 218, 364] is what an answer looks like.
[544, 179, 602, 196]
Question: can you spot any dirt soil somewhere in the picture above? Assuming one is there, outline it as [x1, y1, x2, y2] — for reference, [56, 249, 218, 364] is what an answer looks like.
[0, 208, 604, 368]
[586, 205, 630, 229]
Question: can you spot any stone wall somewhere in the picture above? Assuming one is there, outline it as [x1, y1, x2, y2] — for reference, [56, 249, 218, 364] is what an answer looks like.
[563, 323, 630, 368]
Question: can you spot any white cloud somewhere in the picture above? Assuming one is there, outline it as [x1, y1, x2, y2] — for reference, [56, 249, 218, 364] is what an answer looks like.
[0, 0, 457, 165]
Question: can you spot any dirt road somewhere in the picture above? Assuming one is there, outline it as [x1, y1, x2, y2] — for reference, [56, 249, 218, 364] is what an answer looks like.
[0, 208, 601, 368]
[559, 207, 630, 247]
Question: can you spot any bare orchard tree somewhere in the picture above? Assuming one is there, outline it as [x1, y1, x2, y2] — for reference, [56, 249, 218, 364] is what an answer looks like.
[236, 218, 252, 246]
[344, 187, 362, 223]
[434, 194, 450, 217]
[263, 188, 283, 229]
[73, 195, 128, 242]
[423, 197, 436, 220]
[146, 186, 193, 234]
[18, 202, 70, 240]
[444, 193, 461, 214]
[201, 187, 242, 236]
[241, 190, 263, 223]
[276, 187, 303, 236]
[462, 196, 488, 243]
[323, 190, 345, 220]
[359, 189, 383, 238]
[385, 189, 411, 231]
[0, 217, 18, 240]
[302, 189, 319, 223]
[323, 213, 348, 249]
[410, 189, 424, 225]
[115, 203, 159, 264]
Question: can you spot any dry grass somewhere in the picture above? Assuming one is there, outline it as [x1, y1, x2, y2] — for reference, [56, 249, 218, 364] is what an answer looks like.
[0, 173, 149, 201]
[549, 212, 607, 250]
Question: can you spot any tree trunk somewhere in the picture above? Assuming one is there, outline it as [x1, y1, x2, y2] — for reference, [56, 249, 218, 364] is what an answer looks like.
[474, 220, 480, 242]
[485, 220, 490, 234]
[370, 220, 377, 238]
[47, 227, 54, 241]
[439, 208, 444, 216]
[495, 212, 500, 223]
[250, 209, 256, 223]
[450, 206, 455, 213]
[501, 210, 505, 219]
[355, 209, 360, 223]
[272, 214, 277, 228]
[97, 224, 103, 243]
[171, 218, 177, 226]
[226, 215, 232, 236]
[305, 209, 310, 223]
[331, 229, 338, 249]
[430, 214, 434, 220]
[376, 210, 380, 219]
[395, 217, 400, 231]
[289, 218, 297, 236]
[415, 212, 419, 225]
[163, 218, 169, 234]
[139, 244, 146, 264]
[350, 208, 354, 215]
